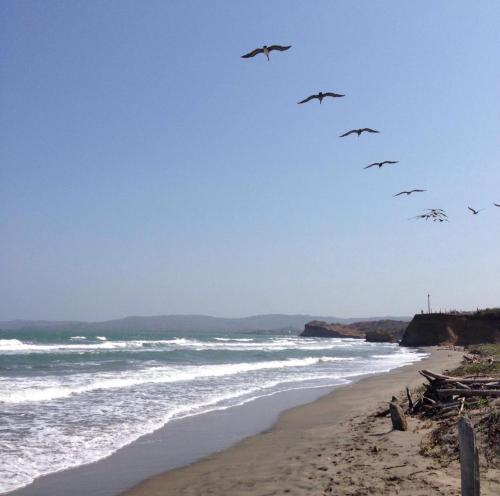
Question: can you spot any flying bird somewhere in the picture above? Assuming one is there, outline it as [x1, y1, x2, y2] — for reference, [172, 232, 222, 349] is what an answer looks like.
[410, 209, 448, 222]
[339, 128, 379, 138]
[393, 189, 427, 197]
[364, 160, 398, 169]
[425, 208, 448, 218]
[241, 44, 291, 61]
[298, 92, 345, 104]
[468, 206, 483, 215]
[410, 213, 432, 220]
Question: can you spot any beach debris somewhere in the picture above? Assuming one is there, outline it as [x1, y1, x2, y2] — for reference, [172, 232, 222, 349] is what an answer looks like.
[297, 91, 345, 104]
[393, 189, 427, 197]
[410, 369, 500, 418]
[389, 400, 408, 431]
[241, 44, 291, 61]
[339, 127, 379, 138]
[363, 160, 398, 169]
[406, 386, 414, 411]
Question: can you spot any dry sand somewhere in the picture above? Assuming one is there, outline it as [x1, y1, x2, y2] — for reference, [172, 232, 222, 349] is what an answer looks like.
[121, 348, 499, 496]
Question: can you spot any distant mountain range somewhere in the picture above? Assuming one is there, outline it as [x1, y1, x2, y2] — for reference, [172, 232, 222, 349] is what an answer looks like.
[0, 314, 411, 333]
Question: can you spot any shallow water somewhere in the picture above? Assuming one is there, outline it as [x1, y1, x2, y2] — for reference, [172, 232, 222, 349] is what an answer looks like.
[0, 329, 426, 494]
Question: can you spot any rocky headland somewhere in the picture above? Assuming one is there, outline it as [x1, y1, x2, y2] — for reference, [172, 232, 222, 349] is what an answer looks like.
[300, 319, 408, 341]
[400, 309, 500, 346]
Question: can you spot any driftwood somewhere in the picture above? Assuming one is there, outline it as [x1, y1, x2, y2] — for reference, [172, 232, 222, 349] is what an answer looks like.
[419, 370, 497, 383]
[458, 416, 480, 496]
[437, 389, 500, 398]
[413, 368, 499, 418]
[389, 401, 408, 431]
[406, 386, 414, 412]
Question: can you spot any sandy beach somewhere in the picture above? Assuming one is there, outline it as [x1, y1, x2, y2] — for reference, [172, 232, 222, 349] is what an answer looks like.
[121, 347, 498, 496]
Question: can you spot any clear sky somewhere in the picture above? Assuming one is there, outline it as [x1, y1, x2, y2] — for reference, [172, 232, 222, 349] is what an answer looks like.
[1, 0, 499, 321]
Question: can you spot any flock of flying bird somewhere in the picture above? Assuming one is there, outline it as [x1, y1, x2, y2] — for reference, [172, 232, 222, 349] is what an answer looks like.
[241, 44, 500, 222]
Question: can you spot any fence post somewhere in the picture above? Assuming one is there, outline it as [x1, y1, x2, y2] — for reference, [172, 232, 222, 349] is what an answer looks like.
[458, 416, 480, 496]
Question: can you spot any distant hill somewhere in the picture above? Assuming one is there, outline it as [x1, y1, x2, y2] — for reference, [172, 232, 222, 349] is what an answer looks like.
[0, 314, 411, 333]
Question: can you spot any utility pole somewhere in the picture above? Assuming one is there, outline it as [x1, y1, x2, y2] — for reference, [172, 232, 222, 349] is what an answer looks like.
[427, 294, 431, 314]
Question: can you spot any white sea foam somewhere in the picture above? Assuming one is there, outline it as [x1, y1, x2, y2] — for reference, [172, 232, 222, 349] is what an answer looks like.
[0, 338, 25, 350]
[0, 336, 428, 495]
[0, 336, 357, 354]
[0, 356, 344, 404]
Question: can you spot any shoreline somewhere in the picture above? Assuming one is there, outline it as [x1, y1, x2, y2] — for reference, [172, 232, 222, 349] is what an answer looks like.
[120, 347, 464, 496]
[7, 347, 429, 496]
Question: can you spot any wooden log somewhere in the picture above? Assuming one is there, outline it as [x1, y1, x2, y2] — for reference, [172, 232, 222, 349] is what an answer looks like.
[420, 370, 496, 383]
[439, 404, 460, 414]
[389, 401, 408, 431]
[458, 416, 480, 496]
[406, 386, 414, 412]
[423, 395, 437, 405]
[412, 397, 422, 413]
[375, 407, 390, 417]
[437, 389, 500, 398]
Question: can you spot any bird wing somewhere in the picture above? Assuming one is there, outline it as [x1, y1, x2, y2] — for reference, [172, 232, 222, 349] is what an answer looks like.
[364, 163, 378, 169]
[361, 128, 379, 133]
[298, 95, 318, 104]
[494, 203, 500, 207]
[323, 92, 345, 98]
[339, 129, 356, 137]
[241, 48, 264, 58]
[410, 189, 426, 193]
[267, 45, 291, 52]
[468, 206, 476, 213]
[393, 191, 407, 197]
[382, 161, 398, 165]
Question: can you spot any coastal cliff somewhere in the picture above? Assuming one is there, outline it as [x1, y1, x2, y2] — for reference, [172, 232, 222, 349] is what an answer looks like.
[400, 310, 500, 346]
[300, 321, 365, 338]
[300, 319, 408, 341]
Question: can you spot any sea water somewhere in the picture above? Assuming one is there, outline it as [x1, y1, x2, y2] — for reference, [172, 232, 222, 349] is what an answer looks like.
[0, 329, 426, 493]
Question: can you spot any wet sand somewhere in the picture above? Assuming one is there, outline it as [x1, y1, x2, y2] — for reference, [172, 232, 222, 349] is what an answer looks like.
[121, 348, 496, 496]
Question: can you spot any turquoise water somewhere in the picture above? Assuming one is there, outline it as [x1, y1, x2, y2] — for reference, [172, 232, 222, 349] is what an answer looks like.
[0, 329, 426, 493]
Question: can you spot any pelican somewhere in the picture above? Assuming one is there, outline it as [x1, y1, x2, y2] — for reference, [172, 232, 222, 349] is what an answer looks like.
[425, 208, 448, 218]
[241, 44, 291, 61]
[468, 206, 483, 215]
[393, 189, 426, 197]
[298, 92, 345, 104]
[364, 160, 398, 169]
[410, 210, 448, 222]
[339, 128, 379, 138]
[410, 213, 432, 220]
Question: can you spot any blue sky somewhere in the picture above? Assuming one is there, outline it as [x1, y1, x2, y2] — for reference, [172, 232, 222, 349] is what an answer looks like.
[1, 0, 499, 321]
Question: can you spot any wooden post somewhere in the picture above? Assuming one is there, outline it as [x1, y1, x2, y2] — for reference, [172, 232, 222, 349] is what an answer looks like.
[458, 416, 480, 496]
[389, 401, 408, 431]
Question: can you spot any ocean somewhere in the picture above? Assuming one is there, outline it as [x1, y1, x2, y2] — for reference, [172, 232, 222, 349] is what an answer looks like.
[0, 330, 426, 494]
